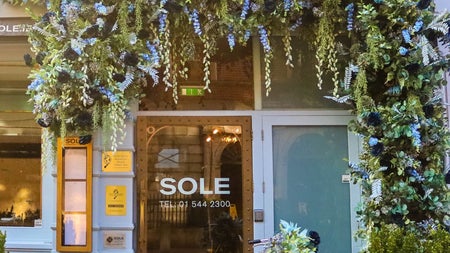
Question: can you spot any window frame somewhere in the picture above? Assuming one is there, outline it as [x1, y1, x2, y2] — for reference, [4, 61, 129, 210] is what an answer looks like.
[56, 137, 92, 252]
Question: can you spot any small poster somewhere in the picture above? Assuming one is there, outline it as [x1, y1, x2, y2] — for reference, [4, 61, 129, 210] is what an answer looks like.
[103, 231, 126, 249]
[105, 185, 126, 216]
[102, 151, 132, 172]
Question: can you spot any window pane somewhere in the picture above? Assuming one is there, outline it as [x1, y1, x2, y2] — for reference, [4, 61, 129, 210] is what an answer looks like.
[62, 214, 87, 246]
[140, 39, 254, 111]
[261, 37, 350, 109]
[145, 125, 243, 252]
[64, 149, 87, 179]
[0, 112, 41, 227]
[64, 182, 86, 212]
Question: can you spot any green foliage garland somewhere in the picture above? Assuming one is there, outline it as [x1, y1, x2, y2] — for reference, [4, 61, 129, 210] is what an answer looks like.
[326, 0, 450, 248]
[21, 0, 307, 150]
[8, 0, 450, 250]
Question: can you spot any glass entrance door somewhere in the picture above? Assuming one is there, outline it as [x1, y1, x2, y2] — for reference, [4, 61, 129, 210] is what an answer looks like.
[262, 115, 361, 253]
[137, 116, 253, 253]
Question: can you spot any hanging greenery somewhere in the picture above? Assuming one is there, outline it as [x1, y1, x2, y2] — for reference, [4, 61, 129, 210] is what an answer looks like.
[20, 0, 307, 150]
[8, 0, 450, 251]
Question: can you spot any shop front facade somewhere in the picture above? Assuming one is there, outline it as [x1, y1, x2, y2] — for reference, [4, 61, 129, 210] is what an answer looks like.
[1, 1, 449, 253]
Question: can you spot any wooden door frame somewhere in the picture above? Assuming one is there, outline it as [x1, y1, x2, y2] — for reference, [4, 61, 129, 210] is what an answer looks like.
[136, 116, 253, 252]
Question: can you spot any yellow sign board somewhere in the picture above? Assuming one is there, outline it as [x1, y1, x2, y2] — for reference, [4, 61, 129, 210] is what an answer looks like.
[105, 185, 126, 216]
[102, 151, 132, 172]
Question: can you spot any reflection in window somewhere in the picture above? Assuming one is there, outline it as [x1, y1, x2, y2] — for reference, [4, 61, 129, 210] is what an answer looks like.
[0, 113, 42, 227]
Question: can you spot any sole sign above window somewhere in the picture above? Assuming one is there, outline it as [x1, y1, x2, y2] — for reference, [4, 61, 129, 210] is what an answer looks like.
[0, 18, 34, 36]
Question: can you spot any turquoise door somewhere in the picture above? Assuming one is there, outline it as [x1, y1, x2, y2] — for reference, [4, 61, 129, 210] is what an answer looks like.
[273, 126, 350, 252]
[255, 114, 364, 253]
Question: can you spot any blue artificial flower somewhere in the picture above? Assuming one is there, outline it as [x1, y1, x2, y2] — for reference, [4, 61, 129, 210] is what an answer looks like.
[99, 87, 118, 103]
[387, 85, 401, 95]
[141, 54, 151, 62]
[413, 20, 424, 32]
[349, 162, 369, 180]
[406, 167, 425, 182]
[28, 76, 45, 90]
[258, 25, 271, 53]
[368, 136, 379, 146]
[128, 4, 134, 12]
[94, 2, 107, 15]
[402, 29, 412, 43]
[399, 46, 409, 56]
[240, 0, 250, 20]
[345, 3, 354, 31]
[284, 0, 293, 12]
[158, 12, 168, 34]
[227, 25, 235, 50]
[60, 0, 81, 18]
[83, 38, 97, 46]
[146, 41, 160, 65]
[190, 9, 202, 36]
[243, 30, 251, 42]
[410, 123, 421, 147]
[289, 18, 302, 31]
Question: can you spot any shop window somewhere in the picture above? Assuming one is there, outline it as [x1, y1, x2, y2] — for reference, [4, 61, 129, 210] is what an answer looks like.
[261, 36, 350, 109]
[0, 112, 42, 227]
[139, 39, 254, 111]
[137, 116, 253, 253]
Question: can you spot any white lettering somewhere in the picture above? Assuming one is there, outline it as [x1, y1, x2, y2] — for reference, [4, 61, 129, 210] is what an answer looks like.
[178, 177, 197, 195]
[159, 178, 176, 195]
[215, 178, 230, 194]
[159, 177, 230, 195]
[0, 24, 33, 35]
[199, 178, 213, 194]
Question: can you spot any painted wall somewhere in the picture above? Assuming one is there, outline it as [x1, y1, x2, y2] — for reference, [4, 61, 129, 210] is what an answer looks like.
[435, 0, 450, 11]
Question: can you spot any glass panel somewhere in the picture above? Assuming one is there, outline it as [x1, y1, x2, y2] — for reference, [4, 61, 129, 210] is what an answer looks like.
[0, 41, 33, 112]
[62, 213, 87, 246]
[140, 39, 253, 111]
[64, 149, 87, 179]
[0, 112, 41, 227]
[64, 182, 86, 212]
[261, 37, 350, 109]
[147, 125, 243, 252]
[273, 126, 351, 252]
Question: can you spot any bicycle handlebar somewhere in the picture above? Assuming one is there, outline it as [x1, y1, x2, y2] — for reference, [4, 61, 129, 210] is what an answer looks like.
[248, 238, 270, 245]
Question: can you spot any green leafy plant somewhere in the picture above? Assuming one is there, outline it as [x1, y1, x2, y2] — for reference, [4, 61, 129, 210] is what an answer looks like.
[0, 230, 6, 253]
[365, 223, 450, 253]
[265, 220, 318, 253]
